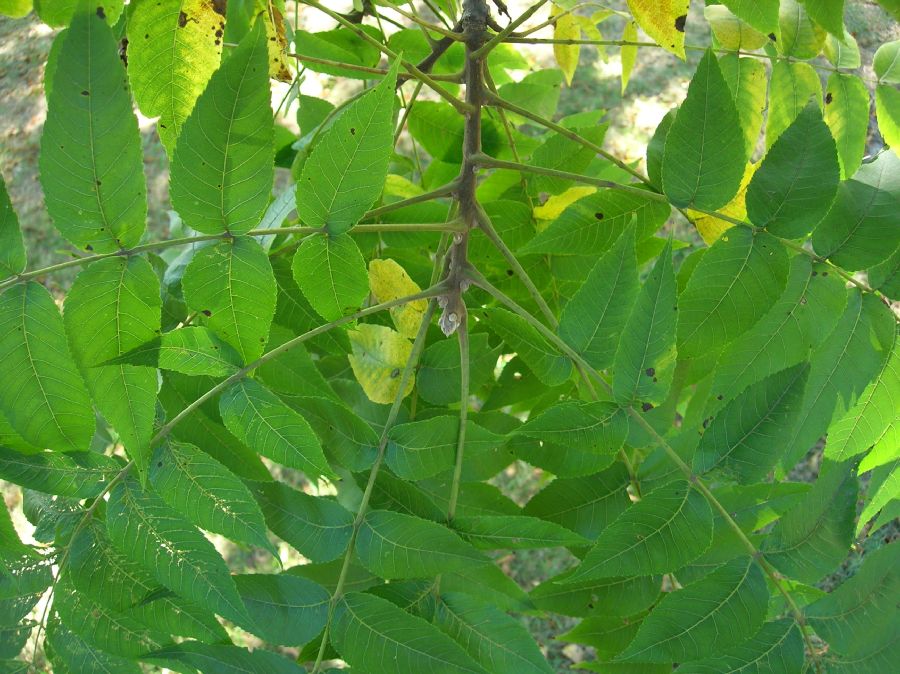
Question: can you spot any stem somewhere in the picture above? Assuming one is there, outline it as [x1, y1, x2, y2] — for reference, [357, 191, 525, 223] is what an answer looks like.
[287, 52, 460, 81]
[364, 182, 458, 220]
[383, 3, 463, 39]
[447, 321, 470, 522]
[472, 0, 549, 58]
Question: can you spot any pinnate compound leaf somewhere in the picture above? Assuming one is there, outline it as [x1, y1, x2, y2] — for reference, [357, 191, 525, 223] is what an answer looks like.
[247, 480, 353, 563]
[297, 59, 400, 234]
[170, 21, 273, 236]
[612, 238, 677, 405]
[150, 441, 275, 555]
[566, 480, 713, 581]
[126, 0, 224, 150]
[0, 283, 94, 453]
[746, 102, 841, 238]
[626, 0, 689, 58]
[669, 619, 802, 674]
[0, 447, 120, 499]
[453, 515, 590, 550]
[65, 257, 161, 471]
[106, 478, 250, 625]
[219, 378, 335, 479]
[618, 557, 768, 662]
[559, 226, 639, 370]
[292, 232, 369, 321]
[348, 323, 416, 405]
[434, 591, 553, 674]
[355, 510, 488, 579]
[661, 49, 746, 210]
[824, 73, 870, 179]
[0, 175, 25, 278]
[40, 8, 146, 253]
[233, 573, 329, 646]
[182, 236, 276, 364]
[145, 642, 306, 674]
[677, 229, 789, 361]
[331, 592, 485, 674]
[103, 326, 242, 377]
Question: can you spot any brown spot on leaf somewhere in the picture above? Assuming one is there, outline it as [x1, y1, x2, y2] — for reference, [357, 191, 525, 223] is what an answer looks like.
[768, 33, 777, 42]
[641, 402, 654, 412]
[674, 15, 686, 32]
[211, 0, 226, 17]
[390, 368, 401, 378]
[646, 367, 655, 377]
[350, 128, 356, 135]
[81, 90, 89, 96]
[178, 11, 188, 27]
[594, 212, 604, 220]
[85, 245, 94, 251]
[96, 6, 105, 19]
[825, 92, 833, 104]
[202, 309, 212, 317]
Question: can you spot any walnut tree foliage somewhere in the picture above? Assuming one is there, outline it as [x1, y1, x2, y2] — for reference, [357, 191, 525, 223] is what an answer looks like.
[0, 0, 898, 671]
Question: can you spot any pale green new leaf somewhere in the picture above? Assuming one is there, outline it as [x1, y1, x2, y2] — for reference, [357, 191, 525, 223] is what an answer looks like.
[233, 573, 329, 646]
[0, 175, 25, 278]
[40, 9, 146, 253]
[0, 283, 94, 452]
[671, 619, 803, 674]
[824, 28, 862, 68]
[0, 447, 120, 499]
[330, 592, 485, 674]
[747, 103, 840, 237]
[144, 642, 306, 674]
[127, 0, 224, 150]
[149, 441, 275, 554]
[559, 226, 639, 369]
[434, 592, 553, 674]
[677, 229, 789, 360]
[613, 238, 677, 405]
[170, 22, 273, 235]
[804, 0, 846, 37]
[875, 85, 900, 155]
[619, 557, 768, 662]
[247, 480, 352, 563]
[777, 0, 826, 58]
[65, 257, 161, 471]
[297, 59, 400, 234]
[35, 0, 122, 27]
[453, 515, 590, 549]
[106, 478, 251, 625]
[355, 510, 488, 579]
[219, 378, 336, 479]
[858, 460, 899, 533]
[291, 232, 369, 321]
[661, 49, 746, 210]
[825, 73, 870, 179]
[566, 480, 713, 581]
[483, 307, 572, 387]
[874, 39, 900, 83]
[720, 0, 779, 34]
[719, 55, 767, 157]
[182, 236, 276, 363]
[514, 401, 627, 454]
[103, 326, 242, 377]
[766, 61, 822, 148]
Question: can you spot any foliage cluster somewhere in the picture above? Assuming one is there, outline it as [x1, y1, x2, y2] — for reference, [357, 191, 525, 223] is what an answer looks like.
[0, 0, 898, 672]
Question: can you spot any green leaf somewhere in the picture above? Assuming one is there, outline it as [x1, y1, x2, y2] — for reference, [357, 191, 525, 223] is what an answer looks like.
[618, 557, 768, 662]
[694, 364, 810, 483]
[0, 175, 25, 278]
[824, 27, 862, 68]
[482, 307, 572, 387]
[720, 0, 779, 34]
[126, 0, 224, 150]
[559, 227, 639, 369]
[219, 378, 335, 479]
[824, 73, 870, 179]
[678, 229, 789, 361]
[453, 515, 589, 549]
[806, 541, 899, 655]
[875, 39, 900, 83]
[355, 510, 488, 579]
[40, 9, 146, 253]
[763, 459, 858, 583]
[35, 0, 123, 27]
[514, 401, 627, 454]
[0, 447, 120, 499]
[777, 0, 826, 58]
[46, 619, 141, 674]
[169, 22, 273, 235]
[747, 103, 840, 238]
[704, 6, 768, 50]
[0, 283, 95, 452]
[661, 49, 746, 210]
[247, 480, 353, 563]
[65, 257, 161, 471]
[103, 326, 242, 377]
[417, 333, 500, 406]
[182, 237, 277, 363]
[522, 463, 631, 540]
[812, 151, 900, 270]
[291, 232, 369, 321]
[530, 572, 660, 618]
[297, 59, 400, 234]
[434, 592, 553, 674]
[386, 416, 507, 481]
[766, 61, 822, 148]
[145, 642, 306, 674]
[149, 441, 274, 554]
[719, 55, 767, 158]
[821, 630, 900, 674]
[106, 478, 250, 625]
[612, 238, 677, 405]
[233, 573, 329, 646]
[804, 0, 846, 37]
[670, 619, 803, 674]
[566, 480, 713, 581]
[875, 85, 900, 154]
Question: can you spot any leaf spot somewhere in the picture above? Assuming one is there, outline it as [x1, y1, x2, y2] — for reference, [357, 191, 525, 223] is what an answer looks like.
[674, 15, 686, 32]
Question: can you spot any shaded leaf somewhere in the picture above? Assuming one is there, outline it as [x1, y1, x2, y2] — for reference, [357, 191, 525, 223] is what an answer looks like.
[453, 515, 589, 550]
[671, 619, 802, 674]
[103, 326, 242, 377]
[0, 175, 25, 278]
[234, 573, 329, 646]
[145, 642, 306, 674]
[0, 447, 120, 499]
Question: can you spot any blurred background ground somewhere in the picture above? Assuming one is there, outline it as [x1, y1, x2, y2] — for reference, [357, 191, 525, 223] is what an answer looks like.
[1, 1, 898, 671]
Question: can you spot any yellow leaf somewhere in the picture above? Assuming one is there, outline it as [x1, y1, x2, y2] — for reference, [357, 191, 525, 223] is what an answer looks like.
[348, 324, 415, 405]
[626, 0, 690, 59]
[704, 5, 768, 51]
[534, 186, 597, 226]
[260, 0, 292, 83]
[688, 162, 758, 244]
[576, 16, 606, 60]
[368, 259, 427, 339]
[553, 7, 581, 85]
[621, 20, 638, 94]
